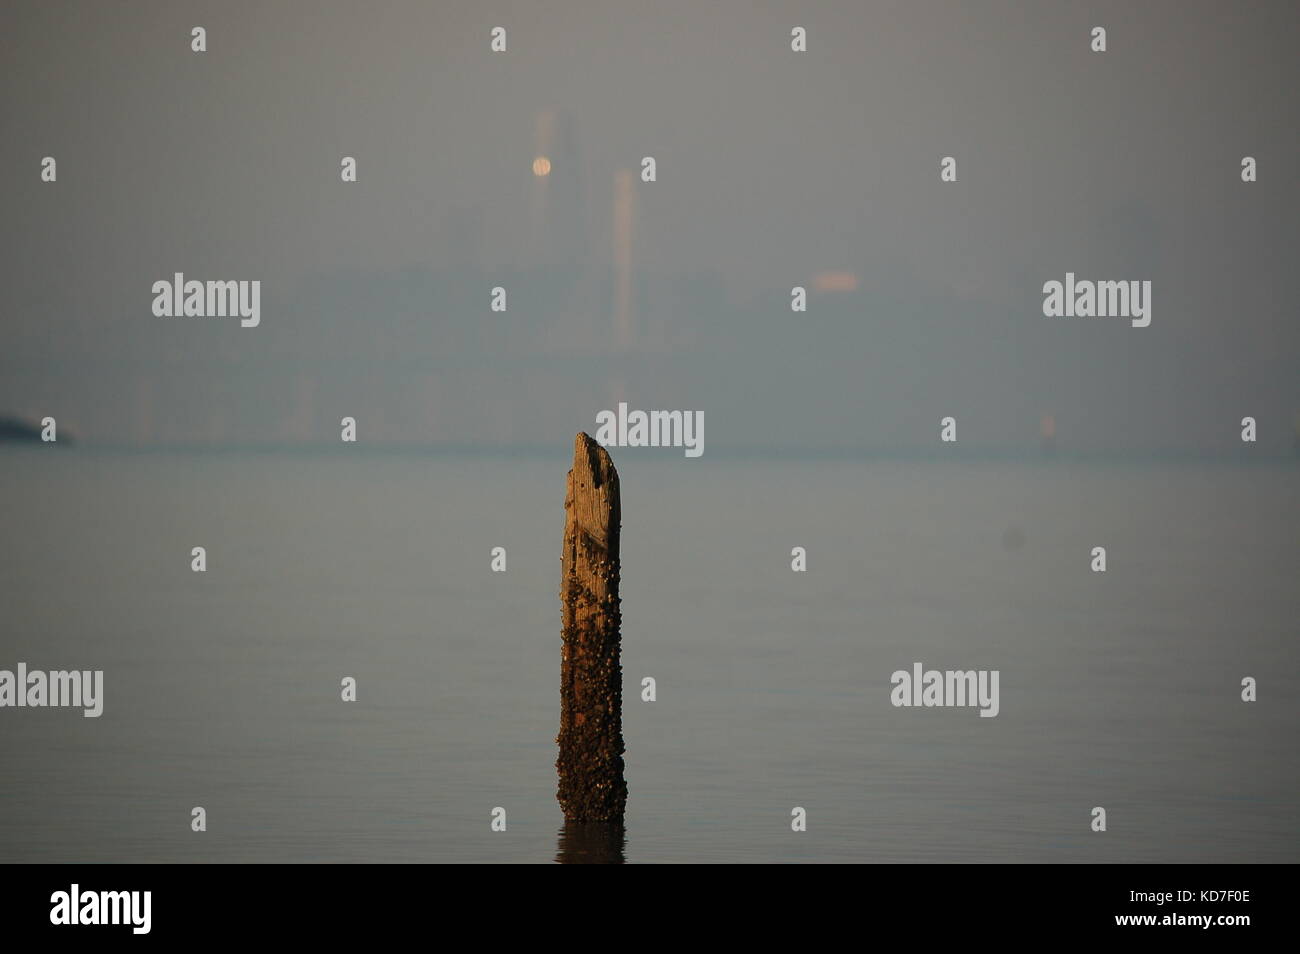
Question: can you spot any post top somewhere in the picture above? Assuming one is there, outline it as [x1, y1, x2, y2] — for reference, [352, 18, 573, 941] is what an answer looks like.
[573, 432, 617, 489]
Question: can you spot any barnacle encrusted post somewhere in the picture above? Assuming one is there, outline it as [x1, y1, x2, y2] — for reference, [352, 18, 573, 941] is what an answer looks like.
[557, 432, 626, 821]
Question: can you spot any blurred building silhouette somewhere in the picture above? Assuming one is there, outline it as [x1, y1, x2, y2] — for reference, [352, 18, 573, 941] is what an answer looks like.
[531, 109, 587, 270]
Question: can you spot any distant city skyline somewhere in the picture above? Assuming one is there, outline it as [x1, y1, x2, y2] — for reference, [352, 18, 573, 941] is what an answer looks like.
[2, 0, 1296, 453]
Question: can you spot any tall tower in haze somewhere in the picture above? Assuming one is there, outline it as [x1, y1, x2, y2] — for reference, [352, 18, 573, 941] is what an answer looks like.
[530, 109, 586, 268]
[612, 169, 635, 351]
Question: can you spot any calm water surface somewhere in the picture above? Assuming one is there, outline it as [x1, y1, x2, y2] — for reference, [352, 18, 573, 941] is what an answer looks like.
[1, 448, 1296, 862]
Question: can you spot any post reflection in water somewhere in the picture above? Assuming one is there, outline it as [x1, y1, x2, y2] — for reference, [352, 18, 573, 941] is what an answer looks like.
[555, 822, 627, 864]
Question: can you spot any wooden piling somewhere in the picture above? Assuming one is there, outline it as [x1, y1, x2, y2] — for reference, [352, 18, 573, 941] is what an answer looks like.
[557, 432, 627, 822]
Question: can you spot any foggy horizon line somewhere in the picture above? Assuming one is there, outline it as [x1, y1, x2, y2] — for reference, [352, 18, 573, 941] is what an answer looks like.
[6, 437, 1296, 464]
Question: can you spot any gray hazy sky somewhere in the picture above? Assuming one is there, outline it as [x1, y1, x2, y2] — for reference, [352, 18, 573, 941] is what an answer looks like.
[2, 0, 1296, 451]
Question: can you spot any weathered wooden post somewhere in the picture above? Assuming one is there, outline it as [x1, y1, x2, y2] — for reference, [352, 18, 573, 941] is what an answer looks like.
[557, 432, 627, 822]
